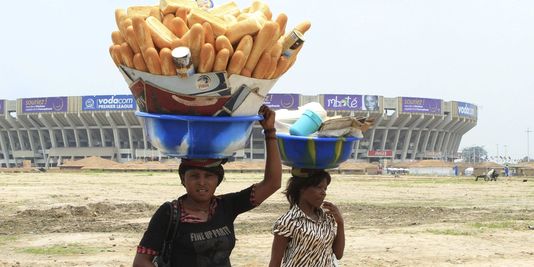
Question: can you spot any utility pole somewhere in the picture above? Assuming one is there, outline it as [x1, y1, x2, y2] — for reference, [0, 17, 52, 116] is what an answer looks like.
[528, 128, 533, 162]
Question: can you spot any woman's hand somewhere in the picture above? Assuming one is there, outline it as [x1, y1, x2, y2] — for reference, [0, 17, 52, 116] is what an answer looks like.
[258, 105, 275, 130]
[322, 201, 344, 225]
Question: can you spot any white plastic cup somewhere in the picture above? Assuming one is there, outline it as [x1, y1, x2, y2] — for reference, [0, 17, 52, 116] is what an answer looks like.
[289, 110, 323, 136]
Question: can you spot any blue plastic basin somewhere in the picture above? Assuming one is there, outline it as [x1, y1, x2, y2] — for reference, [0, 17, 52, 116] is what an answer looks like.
[276, 133, 360, 169]
[136, 112, 261, 158]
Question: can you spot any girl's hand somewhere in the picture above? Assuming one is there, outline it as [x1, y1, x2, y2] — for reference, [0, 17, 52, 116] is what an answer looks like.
[258, 105, 275, 130]
[322, 201, 343, 224]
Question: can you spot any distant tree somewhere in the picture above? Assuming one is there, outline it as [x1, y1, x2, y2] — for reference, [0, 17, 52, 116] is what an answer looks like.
[461, 146, 488, 163]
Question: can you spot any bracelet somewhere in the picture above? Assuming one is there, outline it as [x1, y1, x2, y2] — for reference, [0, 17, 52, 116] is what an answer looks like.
[263, 128, 277, 134]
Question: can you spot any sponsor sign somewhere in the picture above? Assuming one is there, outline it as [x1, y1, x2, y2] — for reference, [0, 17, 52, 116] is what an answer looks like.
[363, 95, 380, 111]
[323, 94, 362, 111]
[457, 101, 477, 118]
[367, 150, 393, 157]
[0, 100, 4, 114]
[263, 94, 299, 109]
[401, 97, 441, 114]
[82, 95, 136, 111]
[22, 97, 68, 113]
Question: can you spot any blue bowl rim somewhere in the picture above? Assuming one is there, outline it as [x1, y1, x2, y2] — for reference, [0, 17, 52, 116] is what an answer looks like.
[276, 133, 360, 142]
[135, 111, 263, 122]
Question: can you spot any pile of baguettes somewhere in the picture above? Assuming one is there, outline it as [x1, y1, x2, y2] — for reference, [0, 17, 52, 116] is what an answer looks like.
[109, 0, 310, 80]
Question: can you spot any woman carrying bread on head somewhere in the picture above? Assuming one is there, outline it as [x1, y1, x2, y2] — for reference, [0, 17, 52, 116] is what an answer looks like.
[133, 105, 282, 267]
[269, 168, 345, 267]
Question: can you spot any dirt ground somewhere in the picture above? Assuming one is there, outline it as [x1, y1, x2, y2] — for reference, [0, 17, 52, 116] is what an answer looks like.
[0, 171, 533, 267]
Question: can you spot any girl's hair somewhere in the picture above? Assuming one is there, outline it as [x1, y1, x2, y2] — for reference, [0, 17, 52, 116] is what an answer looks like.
[283, 170, 331, 207]
[178, 164, 224, 185]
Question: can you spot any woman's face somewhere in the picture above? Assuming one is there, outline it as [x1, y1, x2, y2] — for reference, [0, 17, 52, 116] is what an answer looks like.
[299, 178, 328, 208]
[183, 169, 219, 202]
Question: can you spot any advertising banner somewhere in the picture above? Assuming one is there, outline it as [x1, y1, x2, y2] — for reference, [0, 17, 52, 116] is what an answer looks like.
[367, 150, 393, 157]
[0, 100, 4, 115]
[263, 94, 299, 109]
[82, 95, 137, 111]
[457, 101, 477, 118]
[401, 97, 441, 114]
[22, 97, 68, 113]
[362, 95, 380, 111]
[323, 94, 362, 111]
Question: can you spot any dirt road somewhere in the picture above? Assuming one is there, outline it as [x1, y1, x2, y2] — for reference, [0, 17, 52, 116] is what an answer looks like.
[0, 171, 533, 266]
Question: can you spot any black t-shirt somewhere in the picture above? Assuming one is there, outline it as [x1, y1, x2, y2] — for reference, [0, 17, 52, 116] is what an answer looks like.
[139, 186, 255, 267]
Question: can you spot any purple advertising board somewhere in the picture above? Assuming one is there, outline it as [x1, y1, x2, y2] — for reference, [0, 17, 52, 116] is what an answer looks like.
[82, 95, 136, 111]
[22, 97, 68, 113]
[0, 100, 4, 115]
[457, 101, 477, 118]
[323, 94, 362, 111]
[263, 94, 300, 109]
[401, 97, 441, 114]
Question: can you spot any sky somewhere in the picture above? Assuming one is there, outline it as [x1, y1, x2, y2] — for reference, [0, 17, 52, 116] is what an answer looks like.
[0, 0, 533, 160]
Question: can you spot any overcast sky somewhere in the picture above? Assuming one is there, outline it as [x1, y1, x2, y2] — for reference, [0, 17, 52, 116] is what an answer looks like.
[1, 0, 533, 160]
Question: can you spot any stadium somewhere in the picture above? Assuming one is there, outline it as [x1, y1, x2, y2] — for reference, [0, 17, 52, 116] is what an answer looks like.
[0, 94, 477, 168]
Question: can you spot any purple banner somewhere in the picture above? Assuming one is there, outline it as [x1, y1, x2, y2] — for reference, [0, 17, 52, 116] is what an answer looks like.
[22, 97, 68, 113]
[0, 100, 4, 115]
[401, 97, 441, 114]
[323, 94, 362, 111]
[82, 95, 136, 111]
[457, 101, 477, 118]
[263, 94, 300, 109]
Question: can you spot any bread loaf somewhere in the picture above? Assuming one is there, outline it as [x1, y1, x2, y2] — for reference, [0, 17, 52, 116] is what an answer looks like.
[227, 50, 245, 76]
[111, 31, 125, 45]
[175, 6, 189, 22]
[162, 13, 175, 28]
[119, 43, 135, 68]
[146, 16, 178, 49]
[167, 17, 189, 38]
[213, 48, 230, 72]
[127, 6, 154, 18]
[242, 21, 277, 76]
[294, 20, 311, 34]
[110, 45, 122, 66]
[266, 42, 282, 79]
[159, 48, 177, 75]
[215, 35, 234, 56]
[274, 13, 288, 36]
[160, 0, 198, 15]
[144, 47, 163, 75]
[272, 56, 289, 79]
[132, 16, 154, 53]
[133, 53, 148, 71]
[224, 17, 261, 44]
[198, 43, 215, 73]
[203, 22, 215, 46]
[187, 8, 227, 36]
[181, 23, 205, 68]
[252, 52, 271, 79]
[125, 26, 141, 53]
[210, 1, 240, 17]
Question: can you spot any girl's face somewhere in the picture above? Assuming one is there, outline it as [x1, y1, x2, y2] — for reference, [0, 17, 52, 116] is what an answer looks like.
[183, 169, 219, 202]
[299, 178, 328, 208]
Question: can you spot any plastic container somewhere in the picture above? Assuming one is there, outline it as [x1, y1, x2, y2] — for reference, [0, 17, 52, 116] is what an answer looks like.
[276, 133, 359, 169]
[136, 112, 261, 158]
[289, 110, 323, 136]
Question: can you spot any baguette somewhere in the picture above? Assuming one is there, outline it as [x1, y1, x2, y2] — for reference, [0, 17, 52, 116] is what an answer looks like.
[160, 0, 198, 15]
[118, 18, 132, 40]
[119, 43, 135, 68]
[181, 23, 205, 68]
[132, 16, 154, 53]
[115, 8, 127, 31]
[175, 6, 190, 22]
[213, 48, 230, 72]
[249, 0, 272, 20]
[274, 13, 288, 36]
[110, 44, 122, 66]
[203, 22, 215, 46]
[252, 52, 271, 79]
[242, 21, 277, 76]
[111, 31, 125, 45]
[227, 50, 245, 76]
[146, 16, 178, 49]
[272, 56, 289, 79]
[198, 43, 215, 73]
[210, 1, 240, 17]
[222, 14, 238, 26]
[215, 35, 234, 56]
[162, 13, 175, 28]
[125, 26, 141, 54]
[187, 8, 227, 36]
[266, 42, 282, 79]
[144, 47, 162, 75]
[235, 34, 253, 64]
[133, 53, 148, 71]
[294, 20, 311, 35]
[159, 48, 177, 76]
[127, 6, 153, 18]
[149, 6, 162, 21]
[224, 17, 261, 44]
[167, 17, 189, 38]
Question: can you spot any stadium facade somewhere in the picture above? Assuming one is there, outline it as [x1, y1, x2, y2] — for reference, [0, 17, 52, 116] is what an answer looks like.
[0, 94, 477, 168]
